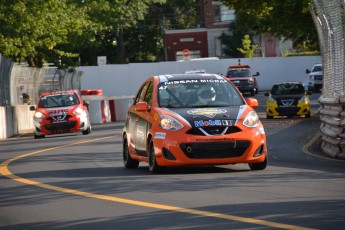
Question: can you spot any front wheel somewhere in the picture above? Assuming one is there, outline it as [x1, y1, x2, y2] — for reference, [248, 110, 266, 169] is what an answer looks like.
[249, 157, 267, 170]
[148, 141, 163, 173]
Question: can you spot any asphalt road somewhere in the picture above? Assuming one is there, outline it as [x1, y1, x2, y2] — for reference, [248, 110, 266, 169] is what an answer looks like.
[1, 92, 345, 230]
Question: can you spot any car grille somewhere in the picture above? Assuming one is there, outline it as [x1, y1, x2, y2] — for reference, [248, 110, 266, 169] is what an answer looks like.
[44, 121, 77, 131]
[314, 75, 323, 80]
[276, 107, 300, 115]
[277, 98, 298, 106]
[186, 126, 241, 136]
[180, 141, 250, 159]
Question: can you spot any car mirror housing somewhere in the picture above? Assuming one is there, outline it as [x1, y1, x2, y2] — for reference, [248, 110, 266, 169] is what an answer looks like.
[135, 101, 149, 112]
[247, 98, 258, 108]
[30, 106, 36, 111]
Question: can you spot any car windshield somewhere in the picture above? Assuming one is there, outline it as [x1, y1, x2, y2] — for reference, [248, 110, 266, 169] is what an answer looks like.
[158, 78, 244, 108]
[38, 93, 79, 108]
[312, 65, 323, 72]
[227, 69, 251, 77]
[271, 84, 305, 95]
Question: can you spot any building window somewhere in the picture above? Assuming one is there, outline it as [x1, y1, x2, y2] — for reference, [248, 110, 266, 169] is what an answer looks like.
[213, 2, 235, 23]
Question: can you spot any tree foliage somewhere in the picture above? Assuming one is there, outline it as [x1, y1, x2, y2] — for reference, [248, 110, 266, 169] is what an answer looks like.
[0, 0, 166, 67]
[237, 35, 258, 58]
[221, 0, 319, 51]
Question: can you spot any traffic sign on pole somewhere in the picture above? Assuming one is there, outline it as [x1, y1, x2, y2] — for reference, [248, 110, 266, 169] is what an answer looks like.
[182, 49, 190, 58]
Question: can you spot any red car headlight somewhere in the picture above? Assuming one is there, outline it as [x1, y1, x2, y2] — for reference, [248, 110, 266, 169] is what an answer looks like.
[34, 111, 44, 120]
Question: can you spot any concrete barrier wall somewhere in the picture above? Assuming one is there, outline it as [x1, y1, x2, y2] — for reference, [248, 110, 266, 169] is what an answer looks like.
[78, 56, 322, 97]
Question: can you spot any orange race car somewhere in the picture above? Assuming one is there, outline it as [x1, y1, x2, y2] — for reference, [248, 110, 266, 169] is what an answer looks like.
[122, 74, 267, 173]
[30, 90, 91, 139]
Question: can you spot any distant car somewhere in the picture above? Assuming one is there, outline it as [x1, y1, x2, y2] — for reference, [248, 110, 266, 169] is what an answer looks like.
[122, 73, 267, 173]
[184, 69, 207, 74]
[264, 81, 312, 119]
[306, 63, 323, 92]
[30, 90, 91, 139]
[225, 64, 259, 96]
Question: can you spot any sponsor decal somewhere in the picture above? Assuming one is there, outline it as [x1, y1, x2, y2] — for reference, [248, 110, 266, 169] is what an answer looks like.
[136, 125, 145, 141]
[49, 109, 68, 121]
[154, 132, 166, 139]
[187, 108, 227, 118]
[154, 113, 159, 121]
[194, 119, 233, 127]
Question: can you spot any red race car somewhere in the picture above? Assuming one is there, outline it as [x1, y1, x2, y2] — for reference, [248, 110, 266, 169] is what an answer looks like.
[30, 90, 91, 139]
[122, 73, 267, 173]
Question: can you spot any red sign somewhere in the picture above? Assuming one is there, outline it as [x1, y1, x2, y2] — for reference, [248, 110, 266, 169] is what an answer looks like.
[182, 49, 190, 57]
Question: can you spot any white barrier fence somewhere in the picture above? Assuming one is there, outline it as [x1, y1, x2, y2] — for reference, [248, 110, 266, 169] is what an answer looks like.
[0, 96, 133, 139]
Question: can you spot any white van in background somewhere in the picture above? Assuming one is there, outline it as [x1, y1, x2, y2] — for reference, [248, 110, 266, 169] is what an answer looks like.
[306, 63, 323, 92]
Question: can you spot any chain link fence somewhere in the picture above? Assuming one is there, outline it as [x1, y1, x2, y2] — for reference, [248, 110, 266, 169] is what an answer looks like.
[0, 55, 83, 107]
[310, 0, 345, 159]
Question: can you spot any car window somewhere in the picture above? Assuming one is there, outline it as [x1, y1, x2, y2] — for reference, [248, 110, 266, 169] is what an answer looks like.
[143, 81, 153, 106]
[271, 84, 305, 95]
[38, 93, 79, 108]
[312, 65, 322, 72]
[158, 78, 244, 108]
[134, 82, 149, 104]
[227, 69, 251, 77]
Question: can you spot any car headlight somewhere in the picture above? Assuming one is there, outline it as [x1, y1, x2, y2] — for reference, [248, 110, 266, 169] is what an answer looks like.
[298, 96, 309, 103]
[73, 107, 84, 116]
[267, 96, 276, 103]
[243, 111, 261, 128]
[34, 111, 44, 119]
[160, 115, 183, 130]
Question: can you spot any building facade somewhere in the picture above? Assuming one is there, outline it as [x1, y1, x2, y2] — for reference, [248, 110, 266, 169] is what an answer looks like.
[163, 0, 292, 61]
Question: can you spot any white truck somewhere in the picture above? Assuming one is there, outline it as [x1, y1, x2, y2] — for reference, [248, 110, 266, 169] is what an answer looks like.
[306, 63, 323, 92]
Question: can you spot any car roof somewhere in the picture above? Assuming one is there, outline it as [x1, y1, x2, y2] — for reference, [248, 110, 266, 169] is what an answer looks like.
[40, 90, 78, 96]
[184, 69, 206, 74]
[157, 73, 224, 82]
[228, 64, 250, 69]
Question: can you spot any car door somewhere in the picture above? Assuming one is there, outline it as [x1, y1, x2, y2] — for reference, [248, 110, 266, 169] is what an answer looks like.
[127, 81, 149, 153]
[134, 81, 154, 156]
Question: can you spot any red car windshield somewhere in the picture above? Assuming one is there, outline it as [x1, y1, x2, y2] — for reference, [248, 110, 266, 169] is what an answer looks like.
[38, 93, 80, 108]
[227, 69, 251, 77]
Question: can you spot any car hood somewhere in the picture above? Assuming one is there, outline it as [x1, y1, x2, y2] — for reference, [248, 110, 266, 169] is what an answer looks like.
[37, 106, 78, 116]
[271, 94, 304, 100]
[226, 76, 252, 81]
[161, 106, 249, 128]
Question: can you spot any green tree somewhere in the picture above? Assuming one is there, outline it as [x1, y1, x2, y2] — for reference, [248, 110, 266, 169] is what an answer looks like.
[221, 0, 318, 52]
[237, 34, 258, 58]
[0, 0, 93, 68]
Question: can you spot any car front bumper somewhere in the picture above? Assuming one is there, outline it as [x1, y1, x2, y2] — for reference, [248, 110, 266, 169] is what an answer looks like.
[151, 125, 267, 166]
[266, 102, 310, 117]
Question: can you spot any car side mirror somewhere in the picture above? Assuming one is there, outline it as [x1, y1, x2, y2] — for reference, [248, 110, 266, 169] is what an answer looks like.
[135, 101, 149, 112]
[247, 98, 258, 109]
[254, 72, 260, 76]
[306, 69, 311, 74]
[84, 100, 89, 106]
[30, 106, 36, 111]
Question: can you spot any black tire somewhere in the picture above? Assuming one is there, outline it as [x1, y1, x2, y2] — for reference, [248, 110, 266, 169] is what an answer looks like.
[251, 90, 255, 96]
[123, 136, 139, 168]
[82, 125, 91, 135]
[148, 141, 163, 173]
[266, 114, 273, 119]
[34, 133, 45, 139]
[305, 112, 311, 118]
[249, 157, 267, 170]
